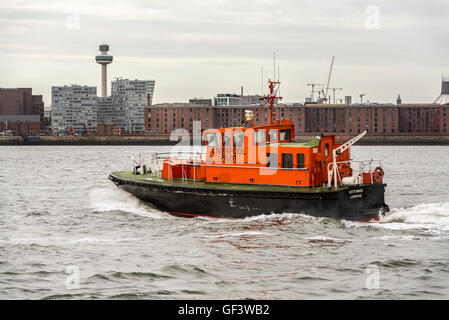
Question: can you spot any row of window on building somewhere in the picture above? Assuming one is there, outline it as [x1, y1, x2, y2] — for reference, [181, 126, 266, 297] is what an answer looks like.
[147, 104, 449, 135]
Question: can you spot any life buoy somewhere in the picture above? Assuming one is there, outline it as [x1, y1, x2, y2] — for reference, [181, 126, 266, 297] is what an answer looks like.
[374, 166, 384, 177]
[373, 166, 384, 183]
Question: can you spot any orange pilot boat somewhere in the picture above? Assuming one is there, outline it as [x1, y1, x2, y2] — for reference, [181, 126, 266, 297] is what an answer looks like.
[109, 81, 389, 220]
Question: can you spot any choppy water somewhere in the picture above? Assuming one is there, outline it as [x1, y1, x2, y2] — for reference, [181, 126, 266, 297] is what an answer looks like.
[1, 145, 449, 299]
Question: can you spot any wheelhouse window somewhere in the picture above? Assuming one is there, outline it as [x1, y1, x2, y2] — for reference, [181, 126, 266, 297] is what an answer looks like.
[297, 153, 305, 168]
[233, 132, 245, 148]
[223, 132, 231, 147]
[254, 130, 266, 145]
[280, 129, 291, 141]
[266, 153, 278, 168]
[269, 129, 278, 142]
[282, 153, 293, 168]
[206, 132, 220, 147]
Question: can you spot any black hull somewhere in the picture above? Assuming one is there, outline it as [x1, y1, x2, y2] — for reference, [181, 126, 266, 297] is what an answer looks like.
[108, 174, 389, 221]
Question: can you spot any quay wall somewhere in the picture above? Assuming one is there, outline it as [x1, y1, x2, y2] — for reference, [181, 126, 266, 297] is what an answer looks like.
[0, 135, 176, 145]
[1, 135, 449, 146]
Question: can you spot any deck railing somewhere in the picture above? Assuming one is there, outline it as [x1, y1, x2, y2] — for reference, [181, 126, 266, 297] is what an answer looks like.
[327, 159, 382, 187]
[131, 151, 205, 176]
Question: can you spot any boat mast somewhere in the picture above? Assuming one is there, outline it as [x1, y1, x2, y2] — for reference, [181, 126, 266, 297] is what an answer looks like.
[247, 80, 282, 126]
[267, 80, 281, 125]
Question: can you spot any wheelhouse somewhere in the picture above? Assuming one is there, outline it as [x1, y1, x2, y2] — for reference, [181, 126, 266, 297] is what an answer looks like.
[201, 122, 351, 187]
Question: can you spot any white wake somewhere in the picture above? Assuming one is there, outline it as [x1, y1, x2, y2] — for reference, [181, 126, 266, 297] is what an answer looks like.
[376, 202, 449, 233]
[89, 187, 169, 219]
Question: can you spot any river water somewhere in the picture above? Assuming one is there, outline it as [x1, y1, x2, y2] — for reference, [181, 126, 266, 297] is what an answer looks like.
[1, 145, 449, 299]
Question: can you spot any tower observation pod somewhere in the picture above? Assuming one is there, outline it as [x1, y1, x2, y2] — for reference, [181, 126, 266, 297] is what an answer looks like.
[95, 44, 113, 98]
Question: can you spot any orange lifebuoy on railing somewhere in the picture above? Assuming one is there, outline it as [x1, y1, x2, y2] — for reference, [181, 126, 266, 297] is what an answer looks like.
[374, 167, 384, 176]
[373, 166, 384, 183]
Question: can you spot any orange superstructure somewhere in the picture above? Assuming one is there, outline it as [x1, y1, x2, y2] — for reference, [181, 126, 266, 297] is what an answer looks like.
[161, 81, 382, 189]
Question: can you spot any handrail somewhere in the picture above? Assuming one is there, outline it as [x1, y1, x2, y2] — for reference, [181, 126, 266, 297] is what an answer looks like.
[327, 159, 382, 188]
[329, 130, 367, 188]
[131, 150, 206, 176]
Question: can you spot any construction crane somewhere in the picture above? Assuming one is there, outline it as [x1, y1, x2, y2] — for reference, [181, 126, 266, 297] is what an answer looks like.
[307, 83, 324, 102]
[321, 56, 335, 104]
[329, 87, 343, 104]
[360, 93, 366, 104]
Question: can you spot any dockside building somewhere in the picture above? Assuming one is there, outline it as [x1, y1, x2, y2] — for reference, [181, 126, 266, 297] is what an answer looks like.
[97, 78, 155, 134]
[51, 85, 98, 135]
[0, 88, 44, 136]
[147, 102, 448, 137]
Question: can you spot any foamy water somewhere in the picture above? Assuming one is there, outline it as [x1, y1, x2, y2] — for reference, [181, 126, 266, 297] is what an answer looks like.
[89, 187, 168, 219]
[380, 203, 449, 229]
[1, 145, 449, 299]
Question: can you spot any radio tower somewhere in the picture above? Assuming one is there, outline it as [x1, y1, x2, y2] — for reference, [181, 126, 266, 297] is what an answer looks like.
[95, 44, 113, 97]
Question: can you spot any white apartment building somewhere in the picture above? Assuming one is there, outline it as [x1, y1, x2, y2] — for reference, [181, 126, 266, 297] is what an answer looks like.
[51, 85, 98, 135]
[110, 79, 155, 133]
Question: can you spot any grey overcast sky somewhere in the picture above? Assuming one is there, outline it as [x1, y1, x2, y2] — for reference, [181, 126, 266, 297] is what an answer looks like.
[1, 0, 448, 105]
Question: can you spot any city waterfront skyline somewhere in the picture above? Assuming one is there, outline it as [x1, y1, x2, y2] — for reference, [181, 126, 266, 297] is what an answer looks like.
[1, 0, 448, 106]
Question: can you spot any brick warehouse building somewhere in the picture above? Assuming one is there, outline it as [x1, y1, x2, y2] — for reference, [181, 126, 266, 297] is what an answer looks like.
[147, 103, 217, 134]
[0, 88, 44, 136]
[147, 101, 449, 137]
[304, 103, 447, 135]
